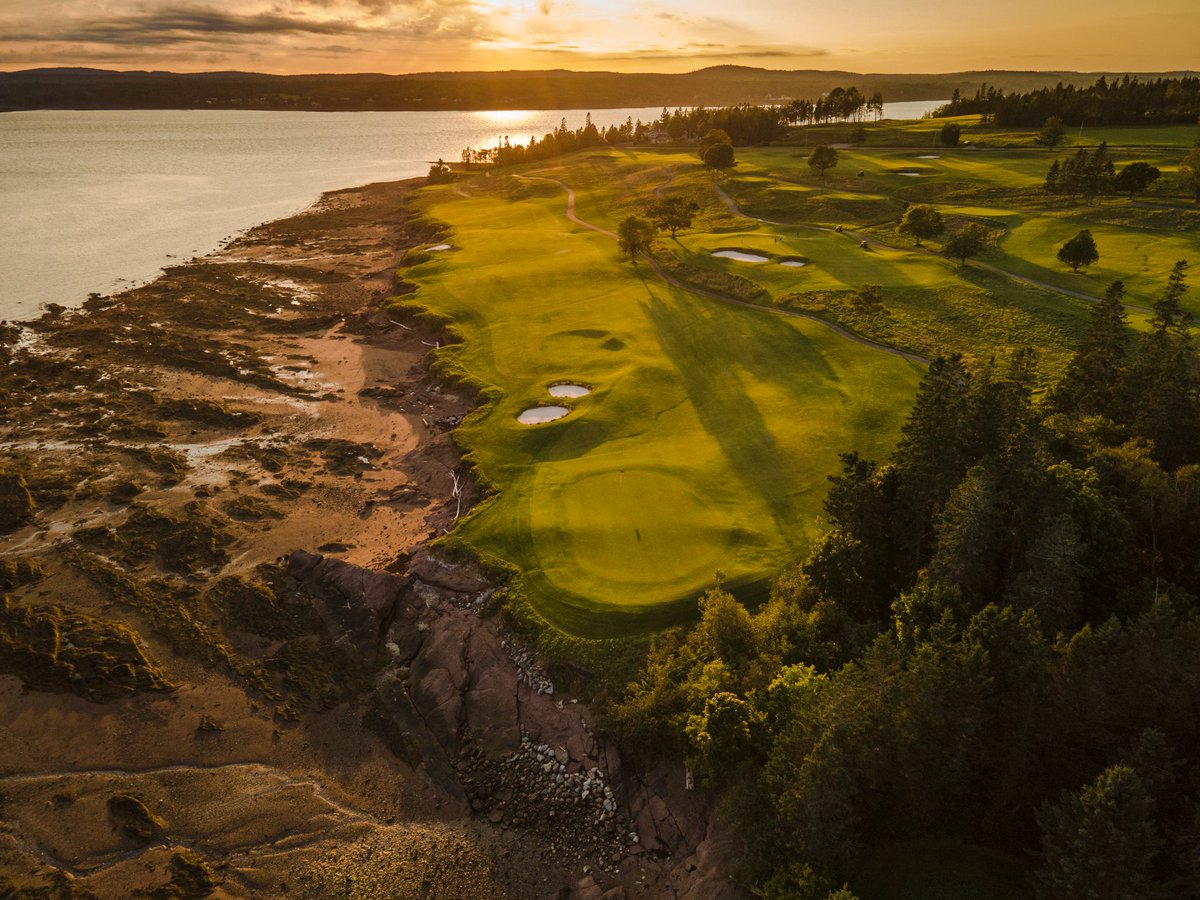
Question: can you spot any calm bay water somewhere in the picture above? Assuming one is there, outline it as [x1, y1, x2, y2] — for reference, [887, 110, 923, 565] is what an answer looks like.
[0, 100, 946, 321]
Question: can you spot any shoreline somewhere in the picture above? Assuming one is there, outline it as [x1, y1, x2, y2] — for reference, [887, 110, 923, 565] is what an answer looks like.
[0, 174, 738, 897]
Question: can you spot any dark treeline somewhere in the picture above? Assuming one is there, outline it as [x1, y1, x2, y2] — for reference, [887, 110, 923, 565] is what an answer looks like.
[613, 263, 1200, 898]
[480, 88, 878, 168]
[481, 104, 787, 167]
[936, 75, 1200, 126]
[3, 67, 1179, 113]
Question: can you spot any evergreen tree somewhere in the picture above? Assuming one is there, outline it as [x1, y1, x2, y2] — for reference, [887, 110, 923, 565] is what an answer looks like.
[1036, 764, 1167, 900]
[893, 355, 972, 573]
[1050, 280, 1131, 419]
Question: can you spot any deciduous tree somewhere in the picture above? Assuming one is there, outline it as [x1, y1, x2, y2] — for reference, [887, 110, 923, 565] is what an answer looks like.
[1114, 162, 1161, 200]
[942, 223, 989, 265]
[647, 196, 700, 238]
[616, 215, 655, 260]
[896, 204, 945, 247]
[701, 142, 736, 169]
[1035, 116, 1066, 150]
[1057, 229, 1100, 272]
[808, 144, 838, 181]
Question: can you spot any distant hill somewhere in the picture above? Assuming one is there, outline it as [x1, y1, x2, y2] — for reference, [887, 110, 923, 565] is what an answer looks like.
[1, 66, 1194, 112]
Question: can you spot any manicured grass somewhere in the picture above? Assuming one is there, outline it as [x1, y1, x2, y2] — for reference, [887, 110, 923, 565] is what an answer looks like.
[399, 167, 923, 636]
[392, 123, 1193, 638]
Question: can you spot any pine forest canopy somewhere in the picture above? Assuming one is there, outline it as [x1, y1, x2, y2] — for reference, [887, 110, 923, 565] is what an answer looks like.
[936, 74, 1200, 126]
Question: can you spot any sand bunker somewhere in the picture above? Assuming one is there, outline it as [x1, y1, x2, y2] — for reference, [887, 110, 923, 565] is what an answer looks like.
[917, 155, 941, 159]
[779, 258, 807, 268]
[548, 384, 590, 398]
[896, 171, 924, 177]
[712, 249, 768, 263]
[518, 406, 570, 425]
[428, 243, 452, 251]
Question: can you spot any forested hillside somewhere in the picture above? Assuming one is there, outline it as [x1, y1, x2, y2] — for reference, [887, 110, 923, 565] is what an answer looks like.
[613, 263, 1200, 899]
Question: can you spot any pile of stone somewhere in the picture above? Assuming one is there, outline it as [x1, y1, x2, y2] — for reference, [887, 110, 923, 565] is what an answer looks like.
[456, 730, 634, 869]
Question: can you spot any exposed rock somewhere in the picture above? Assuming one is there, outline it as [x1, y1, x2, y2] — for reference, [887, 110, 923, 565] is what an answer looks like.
[287, 549, 410, 656]
[409, 548, 492, 593]
[107, 794, 164, 843]
[0, 469, 36, 534]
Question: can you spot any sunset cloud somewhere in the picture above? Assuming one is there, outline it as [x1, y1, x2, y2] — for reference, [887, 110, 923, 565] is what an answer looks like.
[0, 0, 1195, 74]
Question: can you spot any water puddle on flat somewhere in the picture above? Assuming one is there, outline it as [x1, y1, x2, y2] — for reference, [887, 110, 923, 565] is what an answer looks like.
[518, 406, 570, 424]
[548, 383, 590, 398]
[712, 249, 769, 263]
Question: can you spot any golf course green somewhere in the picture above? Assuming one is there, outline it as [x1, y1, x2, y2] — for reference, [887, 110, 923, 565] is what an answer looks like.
[401, 170, 923, 636]
[397, 116, 1197, 638]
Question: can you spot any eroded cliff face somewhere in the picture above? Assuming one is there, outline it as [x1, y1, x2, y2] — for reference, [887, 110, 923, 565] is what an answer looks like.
[0, 175, 744, 899]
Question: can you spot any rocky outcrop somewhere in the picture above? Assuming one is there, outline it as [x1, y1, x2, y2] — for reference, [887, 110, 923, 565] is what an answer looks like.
[287, 548, 410, 658]
[0, 469, 35, 534]
[285, 548, 750, 899]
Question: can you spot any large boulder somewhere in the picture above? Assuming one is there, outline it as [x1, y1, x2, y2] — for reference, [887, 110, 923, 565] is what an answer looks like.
[287, 550, 411, 656]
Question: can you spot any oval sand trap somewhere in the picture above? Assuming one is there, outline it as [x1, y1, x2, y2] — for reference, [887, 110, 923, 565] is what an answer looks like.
[518, 406, 569, 424]
[712, 249, 769, 263]
[428, 243, 452, 251]
[916, 155, 941, 159]
[896, 171, 924, 177]
[549, 383, 590, 398]
[779, 259, 807, 268]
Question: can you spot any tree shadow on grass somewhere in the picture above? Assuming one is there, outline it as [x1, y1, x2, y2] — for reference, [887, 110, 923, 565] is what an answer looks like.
[639, 281, 844, 527]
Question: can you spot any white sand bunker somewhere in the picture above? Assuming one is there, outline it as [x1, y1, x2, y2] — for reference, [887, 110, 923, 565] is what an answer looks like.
[896, 171, 924, 177]
[779, 258, 807, 268]
[518, 406, 570, 424]
[549, 383, 590, 398]
[428, 243, 452, 251]
[712, 249, 769, 263]
[917, 155, 941, 159]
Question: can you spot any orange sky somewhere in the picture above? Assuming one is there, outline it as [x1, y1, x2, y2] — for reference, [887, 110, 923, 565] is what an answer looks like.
[1, 0, 1197, 74]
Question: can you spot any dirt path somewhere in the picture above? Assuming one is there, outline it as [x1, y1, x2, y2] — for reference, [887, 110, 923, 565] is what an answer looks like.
[522, 174, 929, 366]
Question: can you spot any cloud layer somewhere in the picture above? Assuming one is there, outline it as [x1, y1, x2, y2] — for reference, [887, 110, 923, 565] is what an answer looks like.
[0, 0, 1195, 74]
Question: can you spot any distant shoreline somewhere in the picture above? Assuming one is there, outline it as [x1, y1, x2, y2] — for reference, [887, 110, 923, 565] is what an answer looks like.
[2, 65, 1186, 113]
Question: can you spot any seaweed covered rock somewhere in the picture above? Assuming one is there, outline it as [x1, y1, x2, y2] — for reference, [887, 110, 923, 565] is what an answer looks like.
[74, 503, 234, 575]
[0, 597, 174, 701]
[0, 556, 45, 593]
[153, 849, 218, 899]
[107, 793, 164, 842]
[0, 469, 36, 533]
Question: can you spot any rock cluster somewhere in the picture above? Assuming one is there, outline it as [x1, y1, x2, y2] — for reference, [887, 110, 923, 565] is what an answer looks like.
[457, 731, 633, 869]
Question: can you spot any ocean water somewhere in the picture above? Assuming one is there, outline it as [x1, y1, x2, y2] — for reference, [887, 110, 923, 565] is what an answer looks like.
[0, 100, 946, 320]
